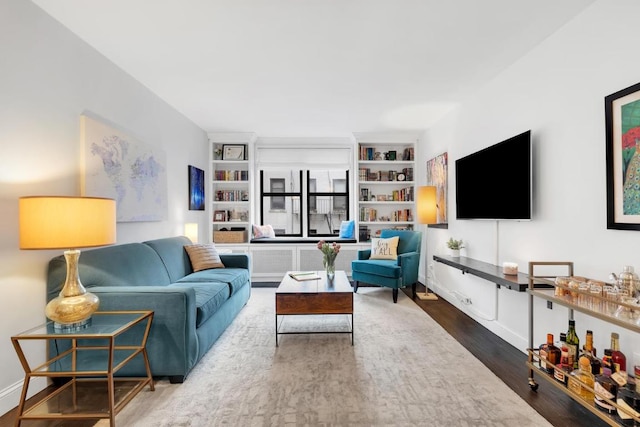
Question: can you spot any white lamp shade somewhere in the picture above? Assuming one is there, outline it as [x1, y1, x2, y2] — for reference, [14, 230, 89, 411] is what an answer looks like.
[19, 196, 116, 249]
[184, 222, 198, 243]
[417, 186, 437, 225]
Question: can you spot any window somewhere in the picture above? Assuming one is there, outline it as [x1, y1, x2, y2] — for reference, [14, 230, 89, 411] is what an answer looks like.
[307, 170, 349, 236]
[259, 169, 350, 237]
[270, 178, 285, 210]
[260, 170, 302, 236]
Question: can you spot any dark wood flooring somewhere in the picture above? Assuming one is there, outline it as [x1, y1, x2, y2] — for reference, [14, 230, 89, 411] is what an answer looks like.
[404, 284, 608, 427]
[0, 282, 609, 427]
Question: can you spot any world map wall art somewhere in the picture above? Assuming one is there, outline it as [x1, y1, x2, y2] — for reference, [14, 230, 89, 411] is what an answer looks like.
[81, 114, 168, 222]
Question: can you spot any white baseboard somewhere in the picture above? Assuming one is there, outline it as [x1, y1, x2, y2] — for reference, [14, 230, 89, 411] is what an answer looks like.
[0, 377, 47, 418]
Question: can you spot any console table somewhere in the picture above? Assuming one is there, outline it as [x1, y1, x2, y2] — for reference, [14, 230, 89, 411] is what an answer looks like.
[11, 311, 154, 426]
[433, 255, 531, 291]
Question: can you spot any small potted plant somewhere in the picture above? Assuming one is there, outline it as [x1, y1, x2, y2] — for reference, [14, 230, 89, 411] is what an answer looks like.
[446, 238, 464, 258]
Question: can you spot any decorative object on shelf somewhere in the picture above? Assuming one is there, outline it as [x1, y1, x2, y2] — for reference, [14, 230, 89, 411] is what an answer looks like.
[446, 237, 464, 258]
[19, 196, 116, 330]
[213, 210, 227, 222]
[503, 262, 518, 276]
[81, 113, 167, 222]
[188, 165, 205, 210]
[222, 144, 246, 160]
[318, 240, 340, 281]
[426, 152, 448, 228]
[605, 80, 640, 230]
[416, 186, 438, 301]
[213, 146, 222, 160]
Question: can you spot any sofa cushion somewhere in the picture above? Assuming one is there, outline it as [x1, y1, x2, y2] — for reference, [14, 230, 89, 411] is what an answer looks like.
[46, 243, 171, 301]
[169, 282, 230, 327]
[184, 243, 225, 272]
[143, 236, 194, 282]
[178, 268, 250, 296]
[351, 259, 401, 279]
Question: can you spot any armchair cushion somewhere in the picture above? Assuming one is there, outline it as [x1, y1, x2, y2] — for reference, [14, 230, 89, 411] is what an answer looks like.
[370, 236, 400, 260]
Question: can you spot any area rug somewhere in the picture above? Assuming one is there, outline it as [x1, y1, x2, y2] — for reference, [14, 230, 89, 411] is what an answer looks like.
[109, 287, 551, 426]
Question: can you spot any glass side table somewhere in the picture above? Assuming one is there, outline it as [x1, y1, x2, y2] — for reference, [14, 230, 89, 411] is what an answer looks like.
[11, 311, 154, 427]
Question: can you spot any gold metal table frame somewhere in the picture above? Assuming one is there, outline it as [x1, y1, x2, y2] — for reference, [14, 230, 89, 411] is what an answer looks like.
[11, 310, 154, 426]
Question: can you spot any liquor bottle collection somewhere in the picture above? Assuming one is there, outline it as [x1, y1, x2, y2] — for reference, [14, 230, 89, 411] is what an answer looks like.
[538, 321, 640, 424]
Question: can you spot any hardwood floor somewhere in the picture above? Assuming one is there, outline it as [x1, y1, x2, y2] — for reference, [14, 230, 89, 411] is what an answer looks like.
[403, 284, 608, 427]
[0, 282, 609, 427]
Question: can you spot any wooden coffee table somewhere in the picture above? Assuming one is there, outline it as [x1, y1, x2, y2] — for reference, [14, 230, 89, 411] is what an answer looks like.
[275, 270, 353, 346]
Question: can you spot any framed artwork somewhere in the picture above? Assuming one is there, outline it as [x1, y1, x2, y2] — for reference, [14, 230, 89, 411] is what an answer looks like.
[606, 81, 640, 230]
[213, 210, 227, 222]
[81, 113, 167, 222]
[426, 152, 448, 228]
[188, 165, 205, 210]
[222, 144, 246, 160]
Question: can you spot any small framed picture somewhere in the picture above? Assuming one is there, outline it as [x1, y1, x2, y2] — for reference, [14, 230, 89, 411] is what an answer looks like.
[222, 144, 246, 160]
[213, 210, 227, 222]
[388, 150, 397, 161]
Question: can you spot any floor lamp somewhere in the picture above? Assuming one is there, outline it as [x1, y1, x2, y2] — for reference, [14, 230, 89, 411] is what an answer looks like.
[416, 186, 438, 300]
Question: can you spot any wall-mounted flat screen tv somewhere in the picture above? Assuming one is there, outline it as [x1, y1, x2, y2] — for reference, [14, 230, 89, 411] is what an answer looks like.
[455, 130, 532, 220]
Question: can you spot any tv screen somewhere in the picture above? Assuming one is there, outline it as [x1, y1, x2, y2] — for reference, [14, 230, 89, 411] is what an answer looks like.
[455, 130, 532, 220]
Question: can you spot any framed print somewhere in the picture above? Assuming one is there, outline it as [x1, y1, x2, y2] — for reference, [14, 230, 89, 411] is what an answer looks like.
[426, 152, 448, 228]
[213, 210, 227, 222]
[606, 81, 640, 230]
[222, 144, 246, 160]
[188, 165, 205, 210]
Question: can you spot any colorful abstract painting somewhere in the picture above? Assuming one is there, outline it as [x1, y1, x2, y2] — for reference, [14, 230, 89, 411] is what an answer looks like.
[606, 81, 640, 230]
[426, 152, 448, 226]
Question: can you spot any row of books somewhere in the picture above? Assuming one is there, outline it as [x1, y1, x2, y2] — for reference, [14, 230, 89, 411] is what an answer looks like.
[359, 208, 414, 222]
[358, 225, 414, 241]
[214, 170, 249, 181]
[359, 147, 415, 161]
[359, 187, 414, 202]
[358, 168, 414, 182]
[215, 190, 249, 202]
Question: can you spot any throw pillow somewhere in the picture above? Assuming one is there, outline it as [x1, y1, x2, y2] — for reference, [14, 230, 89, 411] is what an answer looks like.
[184, 243, 225, 272]
[338, 220, 355, 239]
[252, 224, 275, 239]
[370, 236, 400, 260]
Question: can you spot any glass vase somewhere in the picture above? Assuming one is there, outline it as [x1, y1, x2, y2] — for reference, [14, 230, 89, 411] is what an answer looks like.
[324, 257, 335, 280]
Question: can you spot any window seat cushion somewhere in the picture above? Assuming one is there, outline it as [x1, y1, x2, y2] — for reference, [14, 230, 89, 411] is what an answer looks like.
[250, 237, 357, 244]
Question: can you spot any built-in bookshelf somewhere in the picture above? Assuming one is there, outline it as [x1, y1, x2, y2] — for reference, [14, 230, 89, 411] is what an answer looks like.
[208, 133, 256, 244]
[354, 134, 418, 242]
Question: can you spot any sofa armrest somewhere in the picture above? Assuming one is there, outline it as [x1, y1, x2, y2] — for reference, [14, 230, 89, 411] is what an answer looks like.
[396, 251, 420, 284]
[88, 286, 199, 377]
[220, 253, 250, 269]
[357, 249, 372, 260]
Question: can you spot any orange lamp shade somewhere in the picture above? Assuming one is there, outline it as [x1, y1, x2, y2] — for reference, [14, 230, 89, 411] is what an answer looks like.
[19, 196, 116, 249]
[417, 186, 437, 225]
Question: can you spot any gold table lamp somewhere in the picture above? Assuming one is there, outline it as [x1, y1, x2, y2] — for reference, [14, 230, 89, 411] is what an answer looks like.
[19, 196, 116, 330]
[416, 186, 439, 301]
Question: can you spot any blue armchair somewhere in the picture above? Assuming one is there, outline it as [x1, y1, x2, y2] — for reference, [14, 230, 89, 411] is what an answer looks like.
[351, 229, 422, 303]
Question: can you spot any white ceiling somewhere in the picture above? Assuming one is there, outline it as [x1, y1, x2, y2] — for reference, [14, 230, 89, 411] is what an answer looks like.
[31, 0, 596, 137]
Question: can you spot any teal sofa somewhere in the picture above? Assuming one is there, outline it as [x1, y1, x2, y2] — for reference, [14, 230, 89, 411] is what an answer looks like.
[46, 236, 251, 383]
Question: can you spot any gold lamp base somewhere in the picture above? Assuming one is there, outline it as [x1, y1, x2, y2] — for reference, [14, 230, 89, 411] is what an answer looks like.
[45, 249, 99, 331]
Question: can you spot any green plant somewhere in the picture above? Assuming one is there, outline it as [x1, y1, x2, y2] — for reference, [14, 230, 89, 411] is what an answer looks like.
[446, 238, 464, 250]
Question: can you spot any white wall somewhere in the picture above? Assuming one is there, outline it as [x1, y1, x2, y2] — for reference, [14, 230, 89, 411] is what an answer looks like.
[0, 0, 208, 415]
[420, 0, 640, 364]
